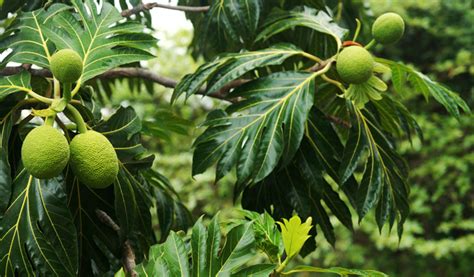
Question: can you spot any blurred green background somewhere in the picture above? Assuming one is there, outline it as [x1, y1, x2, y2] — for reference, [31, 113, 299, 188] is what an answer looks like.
[103, 0, 473, 276]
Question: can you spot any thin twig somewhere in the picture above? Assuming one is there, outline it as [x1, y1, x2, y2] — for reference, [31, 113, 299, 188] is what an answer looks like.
[121, 2, 209, 17]
[326, 115, 351, 128]
[96, 209, 137, 276]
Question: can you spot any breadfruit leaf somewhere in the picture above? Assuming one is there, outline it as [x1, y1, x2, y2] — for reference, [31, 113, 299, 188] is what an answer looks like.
[0, 0, 155, 83]
[242, 134, 353, 249]
[0, 115, 14, 214]
[133, 215, 264, 276]
[377, 58, 470, 119]
[339, 103, 410, 233]
[283, 265, 388, 276]
[172, 43, 308, 101]
[256, 6, 347, 50]
[192, 71, 317, 185]
[0, 71, 31, 101]
[201, 0, 262, 49]
[65, 106, 157, 275]
[0, 170, 78, 276]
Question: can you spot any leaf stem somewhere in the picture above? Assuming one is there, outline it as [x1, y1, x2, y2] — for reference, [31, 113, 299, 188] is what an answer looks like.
[66, 104, 87, 133]
[352, 19, 362, 42]
[365, 39, 376, 50]
[322, 74, 346, 93]
[336, 0, 343, 22]
[11, 86, 54, 104]
[275, 256, 291, 274]
[70, 80, 82, 97]
[301, 52, 323, 64]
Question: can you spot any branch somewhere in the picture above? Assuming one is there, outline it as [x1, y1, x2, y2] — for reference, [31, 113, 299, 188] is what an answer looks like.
[326, 115, 351, 128]
[0, 66, 241, 101]
[121, 2, 209, 17]
[96, 209, 137, 276]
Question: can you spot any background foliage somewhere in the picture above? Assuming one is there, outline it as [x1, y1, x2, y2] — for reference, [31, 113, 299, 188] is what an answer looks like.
[0, 0, 471, 276]
[107, 0, 472, 276]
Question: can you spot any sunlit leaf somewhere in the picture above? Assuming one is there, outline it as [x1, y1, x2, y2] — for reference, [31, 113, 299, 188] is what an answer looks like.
[0, 71, 31, 101]
[277, 215, 313, 259]
[257, 6, 347, 49]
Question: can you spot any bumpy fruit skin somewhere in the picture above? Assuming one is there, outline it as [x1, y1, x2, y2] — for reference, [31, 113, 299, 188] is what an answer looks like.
[50, 49, 83, 83]
[21, 126, 70, 179]
[336, 46, 374, 84]
[69, 131, 119, 189]
[372, 12, 405, 45]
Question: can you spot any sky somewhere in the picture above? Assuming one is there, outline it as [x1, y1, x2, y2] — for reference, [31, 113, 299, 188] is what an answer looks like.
[146, 0, 193, 33]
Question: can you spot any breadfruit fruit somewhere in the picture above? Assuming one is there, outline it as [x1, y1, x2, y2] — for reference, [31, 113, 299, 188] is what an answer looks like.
[50, 49, 83, 83]
[21, 125, 70, 179]
[372, 12, 405, 44]
[69, 131, 119, 189]
[336, 46, 374, 84]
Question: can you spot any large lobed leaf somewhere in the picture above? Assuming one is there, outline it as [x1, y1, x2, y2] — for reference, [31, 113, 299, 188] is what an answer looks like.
[131, 214, 274, 277]
[172, 43, 310, 101]
[0, 0, 155, 83]
[257, 6, 346, 50]
[192, 71, 317, 185]
[0, 71, 31, 101]
[339, 103, 410, 234]
[242, 107, 355, 251]
[0, 171, 78, 276]
[378, 58, 470, 119]
[201, 0, 263, 51]
[66, 106, 157, 275]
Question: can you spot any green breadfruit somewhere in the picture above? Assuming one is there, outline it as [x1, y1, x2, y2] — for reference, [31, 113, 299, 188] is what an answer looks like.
[21, 125, 70, 179]
[69, 130, 119, 189]
[50, 49, 83, 83]
[372, 12, 405, 45]
[336, 46, 374, 84]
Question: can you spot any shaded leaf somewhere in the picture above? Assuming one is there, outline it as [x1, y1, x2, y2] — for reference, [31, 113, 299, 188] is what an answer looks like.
[0, 170, 78, 276]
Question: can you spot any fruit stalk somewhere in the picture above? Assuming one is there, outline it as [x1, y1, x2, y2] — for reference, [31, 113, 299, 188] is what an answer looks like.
[66, 104, 87, 133]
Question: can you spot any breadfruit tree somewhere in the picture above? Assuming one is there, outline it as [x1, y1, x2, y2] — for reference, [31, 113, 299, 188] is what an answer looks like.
[0, 0, 469, 276]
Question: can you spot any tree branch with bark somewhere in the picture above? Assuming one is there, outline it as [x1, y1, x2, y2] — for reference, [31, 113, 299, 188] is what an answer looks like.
[121, 2, 209, 17]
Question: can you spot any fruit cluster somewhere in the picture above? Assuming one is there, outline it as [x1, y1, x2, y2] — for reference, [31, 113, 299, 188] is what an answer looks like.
[336, 12, 405, 85]
[21, 49, 119, 188]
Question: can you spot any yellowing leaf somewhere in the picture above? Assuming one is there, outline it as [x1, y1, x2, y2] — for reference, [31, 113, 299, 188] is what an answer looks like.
[277, 215, 313, 258]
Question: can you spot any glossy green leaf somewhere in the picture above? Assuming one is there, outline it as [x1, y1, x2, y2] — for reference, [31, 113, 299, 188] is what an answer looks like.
[0, 170, 78, 276]
[257, 6, 347, 49]
[1, 0, 155, 83]
[241, 109, 355, 247]
[132, 214, 260, 276]
[340, 103, 410, 231]
[0, 114, 13, 213]
[173, 43, 308, 101]
[242, 210, 282, 263]
[192, 71, 317, 184]
[0, 71, 31, 101]
[202, 0, 262, 48]
[234, 264, 276, 277]
[283, 265, 388, 276]
[378, 58, 470, 119]
[66, 106, 156, 275]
